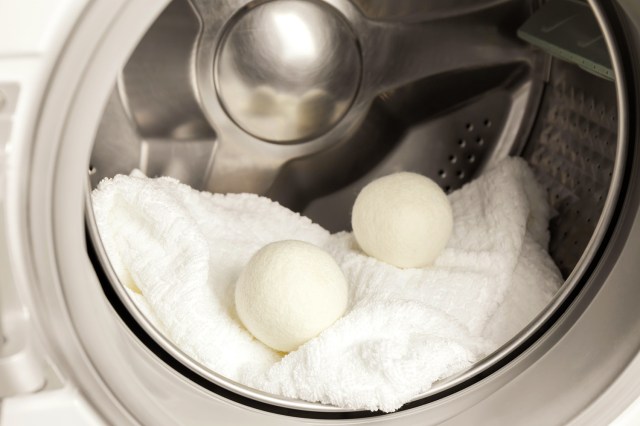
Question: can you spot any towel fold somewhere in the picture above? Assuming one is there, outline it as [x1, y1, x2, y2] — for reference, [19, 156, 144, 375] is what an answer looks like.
[92, 157, 562, 412]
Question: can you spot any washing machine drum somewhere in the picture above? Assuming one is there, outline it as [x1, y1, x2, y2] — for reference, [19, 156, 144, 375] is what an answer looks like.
[7, 0, 640, 424]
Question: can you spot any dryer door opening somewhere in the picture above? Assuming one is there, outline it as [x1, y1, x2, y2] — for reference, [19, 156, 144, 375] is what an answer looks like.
[85, 0, 626, 417]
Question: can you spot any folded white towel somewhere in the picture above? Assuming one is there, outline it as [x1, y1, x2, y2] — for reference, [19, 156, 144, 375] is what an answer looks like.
[91, 157, 562, 412]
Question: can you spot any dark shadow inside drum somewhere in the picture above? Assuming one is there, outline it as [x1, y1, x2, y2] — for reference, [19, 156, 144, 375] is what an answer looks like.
[85, 0, 625, 416]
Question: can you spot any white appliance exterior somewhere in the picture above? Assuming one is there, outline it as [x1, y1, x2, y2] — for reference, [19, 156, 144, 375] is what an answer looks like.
[2, 1, 640, 425]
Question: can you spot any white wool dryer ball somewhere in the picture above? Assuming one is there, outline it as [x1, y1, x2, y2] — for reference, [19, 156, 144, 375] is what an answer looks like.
[352, 172, 453, 268]
[235, 240, 348, 353]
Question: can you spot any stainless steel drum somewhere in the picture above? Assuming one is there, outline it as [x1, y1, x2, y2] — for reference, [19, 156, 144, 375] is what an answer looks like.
[4, 0, 640, 424]
[88, 0, 623, 414]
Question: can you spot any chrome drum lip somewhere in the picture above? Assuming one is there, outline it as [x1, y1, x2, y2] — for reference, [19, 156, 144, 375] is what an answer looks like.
[82, 0, 629, 415]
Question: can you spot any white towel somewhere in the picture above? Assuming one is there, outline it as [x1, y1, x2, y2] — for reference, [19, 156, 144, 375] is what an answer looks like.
[91, 157, 562, 412]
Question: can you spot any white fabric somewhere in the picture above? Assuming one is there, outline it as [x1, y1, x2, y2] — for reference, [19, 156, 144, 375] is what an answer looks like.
[91, 157, 562, 412]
